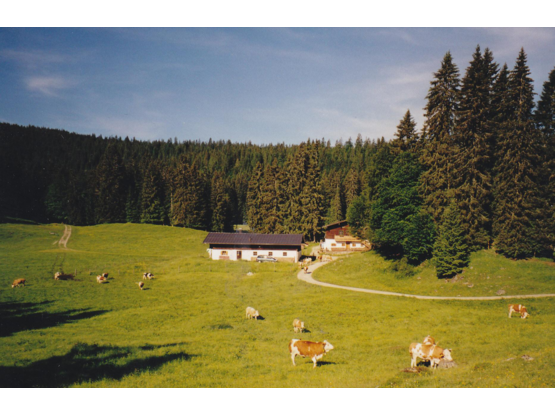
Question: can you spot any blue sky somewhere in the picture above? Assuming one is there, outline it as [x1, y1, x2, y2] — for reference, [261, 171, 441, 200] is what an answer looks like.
[1, 28, 555, 145]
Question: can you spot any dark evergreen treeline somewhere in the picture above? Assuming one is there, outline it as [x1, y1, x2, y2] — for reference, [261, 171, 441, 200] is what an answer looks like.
[1, 46, 554, 270]
[0, 122, 386, 241]
[349, 46, 555, 274]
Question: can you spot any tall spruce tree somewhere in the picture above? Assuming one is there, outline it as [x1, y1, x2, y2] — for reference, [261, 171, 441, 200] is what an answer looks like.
[172, 157, 207, 229]
[140, 159, 166, 225]
[390, 110, 420, 154]
[210, 171, 231, 232]
[369, 152, 430, 260]
[246, 162, 264, 232]
[328, 184, 344, 223]
[455, 46, 497, 249]
[420, 51, 461, 222]
[492, 48, 543, 258]
[433, 201, 469, 278]
[535, 67, 555, 252]
[260, 159, 287, 233]
[94, 144, 126, 223]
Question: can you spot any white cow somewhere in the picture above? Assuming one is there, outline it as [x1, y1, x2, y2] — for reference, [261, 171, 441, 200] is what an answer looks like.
[246, 307, 260, 320]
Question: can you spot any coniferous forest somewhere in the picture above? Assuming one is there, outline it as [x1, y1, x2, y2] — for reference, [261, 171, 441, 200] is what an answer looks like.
[1, 47, 554, 271]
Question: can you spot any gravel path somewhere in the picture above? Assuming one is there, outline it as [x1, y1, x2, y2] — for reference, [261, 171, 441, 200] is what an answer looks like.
[298, 257, 555, 301]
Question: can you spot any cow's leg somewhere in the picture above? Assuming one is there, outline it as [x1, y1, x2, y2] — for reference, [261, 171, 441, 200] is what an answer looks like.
[291, 353, 296, 366]
[508, 309, 512, 318]
[312, 356, 318, 369]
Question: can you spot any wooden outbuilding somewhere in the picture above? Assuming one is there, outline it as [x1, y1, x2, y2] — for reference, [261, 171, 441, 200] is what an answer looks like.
[320, 220, 369, 252]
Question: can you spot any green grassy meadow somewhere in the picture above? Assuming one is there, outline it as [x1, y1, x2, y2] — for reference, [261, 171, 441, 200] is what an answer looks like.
[315, 250, 555, 297]
[1, 223, 555, 387]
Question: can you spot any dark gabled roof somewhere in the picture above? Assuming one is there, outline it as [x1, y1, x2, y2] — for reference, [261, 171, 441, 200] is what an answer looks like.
[203, 232, 303, 246]
[324, 220, 348, 230]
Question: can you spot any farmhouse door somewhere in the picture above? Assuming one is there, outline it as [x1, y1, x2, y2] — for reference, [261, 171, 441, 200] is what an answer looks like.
[237, 251, 242, 260]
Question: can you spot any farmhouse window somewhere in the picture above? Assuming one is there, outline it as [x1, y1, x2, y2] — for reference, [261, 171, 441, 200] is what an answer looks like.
[269, 252, 273, 256]
[331, 243, 336, 247]
[283, 252, 287, 256]
[253, 252, 257, 256]
[222, 250, 228, 255]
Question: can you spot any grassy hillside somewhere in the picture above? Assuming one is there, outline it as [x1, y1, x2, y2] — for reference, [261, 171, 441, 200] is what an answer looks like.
[315, 250, 555, 297]
[1, 224, 555, 387]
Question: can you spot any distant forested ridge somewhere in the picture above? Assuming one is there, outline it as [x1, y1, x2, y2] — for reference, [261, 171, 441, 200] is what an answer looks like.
[0, 122, 381, 242]
[1, 46, 554, 259]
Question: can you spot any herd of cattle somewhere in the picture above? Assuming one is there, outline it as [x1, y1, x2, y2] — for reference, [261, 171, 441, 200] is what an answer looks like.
[8, 273, 531, 370]
[11, 271, 155, 290]
[245, 302, 531, 369]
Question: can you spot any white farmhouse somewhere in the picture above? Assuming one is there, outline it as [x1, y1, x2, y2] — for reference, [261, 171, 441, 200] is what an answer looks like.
[203, 232, 303, 263]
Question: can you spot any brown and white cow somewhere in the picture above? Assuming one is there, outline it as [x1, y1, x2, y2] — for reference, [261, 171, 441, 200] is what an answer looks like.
[508, 304, 529, 319]
[137, 281, 145, 290]
[289, 339, 334, 369]
[423, 335, 436, 346]
[143, 272, 153, 280]
[97, 275, 107, 284]
[54, 272, 62, 280]
[102, 273, 109, 279]
[409, 342, 453, 369]
[11, 278, 26, 288]
[293, 319, 305, 333]
[246, 307, 260, 319]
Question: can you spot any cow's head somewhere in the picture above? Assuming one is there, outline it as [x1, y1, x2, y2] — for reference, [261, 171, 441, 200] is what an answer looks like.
[423, 335, 435, 346]
[254, 310, 260, 318]
[442, 349, 453, 362]
[323, 341, 334, 352]
[521, 308, 529, 319]
[301, 321, 305, 329]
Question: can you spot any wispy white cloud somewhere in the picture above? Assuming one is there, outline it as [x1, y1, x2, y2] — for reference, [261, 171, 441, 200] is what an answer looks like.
[25, 76, 74, 97]
[0, 49, 69, 69]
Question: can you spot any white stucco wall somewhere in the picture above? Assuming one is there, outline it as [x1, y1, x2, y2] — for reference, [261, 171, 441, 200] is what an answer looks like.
[209, 248, 300, 262]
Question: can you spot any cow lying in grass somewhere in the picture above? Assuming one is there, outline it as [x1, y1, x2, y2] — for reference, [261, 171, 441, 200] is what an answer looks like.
[12, 278, 26, 288]
[54, 272, 74, 280]
[246, 307, 260, 319]
[289, 339, 334, 368]
[508, 304, 529, 319]
[97, 275, 108, 284]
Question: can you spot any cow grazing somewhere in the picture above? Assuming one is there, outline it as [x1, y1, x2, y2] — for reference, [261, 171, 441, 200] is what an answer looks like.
[508, 304, 529, 319]
[246, 306, 260, 320]
[11, 278, 26, 288]
[409, 343, 453, 369]
[293, 319, 305, 333]
[143, 272, 154, 280]
[289, 339, 334, 369]
[137, 281, 145, 290]
[96, 275, 107, 284]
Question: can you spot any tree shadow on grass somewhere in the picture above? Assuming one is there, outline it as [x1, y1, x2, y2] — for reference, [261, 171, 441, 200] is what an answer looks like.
[0, 301, 107, 337]
[0, 343, 193, 387]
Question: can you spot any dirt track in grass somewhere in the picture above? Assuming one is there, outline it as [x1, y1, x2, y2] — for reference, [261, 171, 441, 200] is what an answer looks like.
[299, 258, 555, 301]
